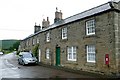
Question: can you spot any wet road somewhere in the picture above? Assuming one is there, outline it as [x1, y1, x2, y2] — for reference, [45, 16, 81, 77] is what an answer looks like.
[0, 53, 95, 79]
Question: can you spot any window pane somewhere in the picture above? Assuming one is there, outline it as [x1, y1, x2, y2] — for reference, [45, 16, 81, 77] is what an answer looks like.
[46, 32, 50, 42]
[73, 47, 76, 53]
[73, 53, 76, 59]
[88, 53, 95, 61]
[68, 47, 72, 53]
[46, 49, 50, 59]
[37, 38, 39, 43]
[69, 53, 72, 59]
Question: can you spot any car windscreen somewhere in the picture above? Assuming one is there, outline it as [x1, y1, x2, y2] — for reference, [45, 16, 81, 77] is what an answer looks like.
[23, 53, 33, 58]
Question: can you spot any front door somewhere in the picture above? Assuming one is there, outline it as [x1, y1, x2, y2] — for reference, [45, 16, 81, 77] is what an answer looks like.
[38, 49, 41, 62]
[56, 47, 60, 66]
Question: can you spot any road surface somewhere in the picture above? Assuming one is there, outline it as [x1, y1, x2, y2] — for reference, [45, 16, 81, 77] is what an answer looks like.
[0, 53, 99, 79]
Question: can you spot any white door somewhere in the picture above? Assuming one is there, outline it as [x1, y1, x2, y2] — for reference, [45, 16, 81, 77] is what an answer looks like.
[38, 49, 41, 62]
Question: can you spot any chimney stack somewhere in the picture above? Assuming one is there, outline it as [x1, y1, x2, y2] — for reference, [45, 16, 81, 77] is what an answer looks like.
[34, 22, 41, 33]
[54, 7, 63, 23]
[42, 17, 50, 29]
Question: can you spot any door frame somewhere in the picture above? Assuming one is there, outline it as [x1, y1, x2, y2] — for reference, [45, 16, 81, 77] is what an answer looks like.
[38, 49, 41, 62]
[56, 47, 60, 66]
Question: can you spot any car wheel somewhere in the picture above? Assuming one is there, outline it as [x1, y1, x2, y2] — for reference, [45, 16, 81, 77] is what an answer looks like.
[18, 61, 20, 65]
[22, 61, 25, 66]
[18, 60, 21, 65]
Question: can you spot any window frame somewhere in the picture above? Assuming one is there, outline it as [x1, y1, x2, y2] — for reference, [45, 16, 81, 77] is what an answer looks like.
[37, 38, 39, 43]
[86, 19, 95, 35]
[46, 48, 50, 59]
[46, 32, 50, 42]
[67, 46, 77, 61]
[32, 38, 35, 45]
[26, 40, 29, 46]
[62, 27, 67, 39]
[86, 45, 96, 63]
[28, 39, 30, 46]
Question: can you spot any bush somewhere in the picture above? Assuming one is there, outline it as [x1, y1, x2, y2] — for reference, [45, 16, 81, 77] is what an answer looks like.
[32, 44, 39, 58]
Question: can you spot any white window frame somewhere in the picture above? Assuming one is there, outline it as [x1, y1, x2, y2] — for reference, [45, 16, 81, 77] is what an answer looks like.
[86, 19, 95, 35]
[67, 46, 77, 61]
[32, 39, 35, 45]
[46, 32, 50, 42]
[37, 38, 39, 43]
[62, 27, 67, 39]
[28, 40, 30, 46]
[86, 45, 96, 63]
[26, 40, 28, 46]
[46, 48, 50, 59]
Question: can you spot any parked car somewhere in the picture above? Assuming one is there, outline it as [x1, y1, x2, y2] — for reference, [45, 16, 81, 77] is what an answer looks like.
[18, 52, 37, 65]
[0, 52, 4, 55]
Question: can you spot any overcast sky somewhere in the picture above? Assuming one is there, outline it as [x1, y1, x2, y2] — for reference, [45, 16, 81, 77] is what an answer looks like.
[0, 0, 119, 40]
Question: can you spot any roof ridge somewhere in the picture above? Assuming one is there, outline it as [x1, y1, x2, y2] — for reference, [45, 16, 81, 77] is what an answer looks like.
[64, 2, 110, 21]
[23, 1, 119, 40]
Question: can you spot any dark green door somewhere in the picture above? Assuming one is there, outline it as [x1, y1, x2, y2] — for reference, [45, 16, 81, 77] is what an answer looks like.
[56, 47, 60, 66]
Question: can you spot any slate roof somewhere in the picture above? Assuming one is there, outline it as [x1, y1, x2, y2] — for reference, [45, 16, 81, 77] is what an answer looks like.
[23, 1, 119, 40]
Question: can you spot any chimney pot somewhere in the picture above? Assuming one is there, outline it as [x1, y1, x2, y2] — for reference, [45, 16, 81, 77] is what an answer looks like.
[47, 17, 49, 21]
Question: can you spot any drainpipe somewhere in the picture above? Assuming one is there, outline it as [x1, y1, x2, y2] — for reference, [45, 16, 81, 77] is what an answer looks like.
[114, 11, 120, 77]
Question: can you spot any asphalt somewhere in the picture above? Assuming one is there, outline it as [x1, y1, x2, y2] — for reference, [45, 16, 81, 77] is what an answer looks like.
[1, 53, 120, 79]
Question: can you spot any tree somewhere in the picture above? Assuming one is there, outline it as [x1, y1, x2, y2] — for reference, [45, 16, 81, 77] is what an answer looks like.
[12, 41, 20, 51]
[8, 40, 20, 51]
